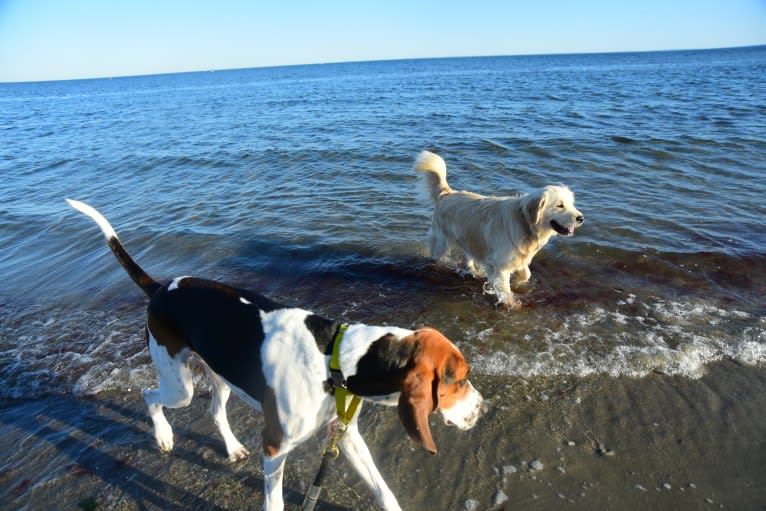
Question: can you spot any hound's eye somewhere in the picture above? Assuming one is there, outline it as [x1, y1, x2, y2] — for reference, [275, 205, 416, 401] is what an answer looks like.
[557, 203, 565, 209]
[458, 379, 467, 388]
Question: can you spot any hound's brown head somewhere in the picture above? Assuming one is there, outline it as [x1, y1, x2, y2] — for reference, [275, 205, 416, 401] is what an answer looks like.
[397, 328, 483, 454]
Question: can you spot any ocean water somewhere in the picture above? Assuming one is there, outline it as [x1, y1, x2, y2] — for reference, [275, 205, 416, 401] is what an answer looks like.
[1, 46, 765, 401]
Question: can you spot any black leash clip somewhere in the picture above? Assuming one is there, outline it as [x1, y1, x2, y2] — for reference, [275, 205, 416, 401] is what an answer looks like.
[329, 368, 347, 392]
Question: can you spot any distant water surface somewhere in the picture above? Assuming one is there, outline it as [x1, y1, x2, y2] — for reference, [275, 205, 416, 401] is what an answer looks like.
[1, 46, 765, 399]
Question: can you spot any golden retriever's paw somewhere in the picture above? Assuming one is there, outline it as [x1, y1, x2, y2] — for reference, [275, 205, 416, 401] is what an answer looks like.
[483, 282, 522, 309]
[500, 295, 523, 310]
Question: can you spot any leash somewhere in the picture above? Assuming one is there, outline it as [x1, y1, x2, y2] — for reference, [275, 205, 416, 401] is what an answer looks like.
[301, 324, 362, 511]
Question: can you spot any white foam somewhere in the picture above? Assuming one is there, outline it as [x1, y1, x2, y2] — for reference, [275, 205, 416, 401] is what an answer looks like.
[73, 364, 155, 396]
[463, 297, 766, 380]
[2, 294, 764, 399]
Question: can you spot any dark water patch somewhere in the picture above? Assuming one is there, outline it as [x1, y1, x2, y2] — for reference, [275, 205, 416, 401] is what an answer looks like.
[560, 243, 766, 304]
[611, 135, 639, 145]
[481, 139, 512, 154]
[218, 239, 477, 319]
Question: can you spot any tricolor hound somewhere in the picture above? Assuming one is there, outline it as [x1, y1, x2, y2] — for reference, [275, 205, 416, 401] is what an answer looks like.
[67, 199, 483, 511]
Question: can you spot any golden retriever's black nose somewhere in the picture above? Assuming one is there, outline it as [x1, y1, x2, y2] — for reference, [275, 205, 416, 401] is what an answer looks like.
[576, 215, 584, 224]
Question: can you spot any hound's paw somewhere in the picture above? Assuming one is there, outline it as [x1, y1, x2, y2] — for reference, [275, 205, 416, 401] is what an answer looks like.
[379, 493, 402, 511]
[154, 424, 174, 453]
[227, 444, 250, 462]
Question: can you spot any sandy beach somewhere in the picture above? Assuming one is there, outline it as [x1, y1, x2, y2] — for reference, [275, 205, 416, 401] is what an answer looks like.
[2, 360, 764, 511]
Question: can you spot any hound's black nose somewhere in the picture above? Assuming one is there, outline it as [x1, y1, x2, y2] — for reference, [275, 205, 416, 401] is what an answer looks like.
[576, 215, 584, 224]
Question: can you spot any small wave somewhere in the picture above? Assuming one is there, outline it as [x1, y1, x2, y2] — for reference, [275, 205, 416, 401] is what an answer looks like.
[0, 303, 151, 399]
[460, 296, 765, 379]
[1, 268, 764, 400]
[131, 154, 239, 173]
[469, 341, 731, 379]
[40, 158, 78, 171]
[481, 139, 511, 154]
[611, 135, 638, 144]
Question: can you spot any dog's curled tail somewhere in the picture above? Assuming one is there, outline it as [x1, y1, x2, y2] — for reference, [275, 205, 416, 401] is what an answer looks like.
[66, 199, 161, 298]
[414, 150, 452, 201]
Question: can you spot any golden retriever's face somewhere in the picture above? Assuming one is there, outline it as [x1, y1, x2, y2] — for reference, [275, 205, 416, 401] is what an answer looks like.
[527, 185, 584, 236]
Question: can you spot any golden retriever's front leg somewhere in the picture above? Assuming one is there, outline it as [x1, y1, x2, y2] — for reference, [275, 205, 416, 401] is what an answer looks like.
[484, 269, 519, 308]
[513, 266, 531, 285]
[499, 273, 520, 308]
[463, 255, 484, 277]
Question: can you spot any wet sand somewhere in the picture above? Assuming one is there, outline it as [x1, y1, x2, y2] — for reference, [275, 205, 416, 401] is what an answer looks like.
[2, 360, 765, 510]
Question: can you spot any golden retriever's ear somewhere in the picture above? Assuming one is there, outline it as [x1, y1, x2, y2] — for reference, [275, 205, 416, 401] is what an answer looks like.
[398, 369, 438, 454]
[522, 191, 547, 226]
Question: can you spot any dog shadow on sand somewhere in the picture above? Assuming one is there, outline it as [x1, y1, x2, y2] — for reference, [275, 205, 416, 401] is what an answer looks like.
[0, 394, 355, 510]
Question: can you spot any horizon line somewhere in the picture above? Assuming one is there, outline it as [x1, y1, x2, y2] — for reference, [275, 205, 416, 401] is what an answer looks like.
[3, 43, 764, 85]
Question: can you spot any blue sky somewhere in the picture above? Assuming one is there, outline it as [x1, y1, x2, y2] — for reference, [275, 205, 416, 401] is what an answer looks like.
[1, 0, 764, 82]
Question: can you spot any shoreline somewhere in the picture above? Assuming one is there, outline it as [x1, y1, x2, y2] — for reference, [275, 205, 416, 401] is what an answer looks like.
[2, 360, 765, 510]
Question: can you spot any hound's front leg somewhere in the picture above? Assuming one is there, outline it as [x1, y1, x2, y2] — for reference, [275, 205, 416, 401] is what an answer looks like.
[263, 453, 287, 511]
[338, 423, 402, 511]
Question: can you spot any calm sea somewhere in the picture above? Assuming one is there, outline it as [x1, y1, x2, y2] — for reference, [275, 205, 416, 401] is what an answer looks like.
[1, 46, 765, 399]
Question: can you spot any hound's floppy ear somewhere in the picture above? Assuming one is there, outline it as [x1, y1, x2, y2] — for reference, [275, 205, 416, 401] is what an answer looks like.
[522, 190, 547, 226]
[398, 369, 438, 454]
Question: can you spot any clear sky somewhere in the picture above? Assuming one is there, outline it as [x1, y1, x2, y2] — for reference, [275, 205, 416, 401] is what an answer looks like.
[1, 0, 764, 82]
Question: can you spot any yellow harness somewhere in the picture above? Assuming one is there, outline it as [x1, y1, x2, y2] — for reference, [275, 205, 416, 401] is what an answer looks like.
[301, 324, 362, 510]
[324, 323, 361, 458]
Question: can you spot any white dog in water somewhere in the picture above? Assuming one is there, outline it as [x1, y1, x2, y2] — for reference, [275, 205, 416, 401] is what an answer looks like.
[414, 150, 584, 306]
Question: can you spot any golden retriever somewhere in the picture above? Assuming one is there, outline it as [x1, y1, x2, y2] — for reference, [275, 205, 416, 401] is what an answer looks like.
[415, 150, 584, 306]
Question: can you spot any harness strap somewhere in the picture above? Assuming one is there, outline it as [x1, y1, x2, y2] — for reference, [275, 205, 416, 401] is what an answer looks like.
[301, 323, 361, 511]
[329, 324, 362, 426]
